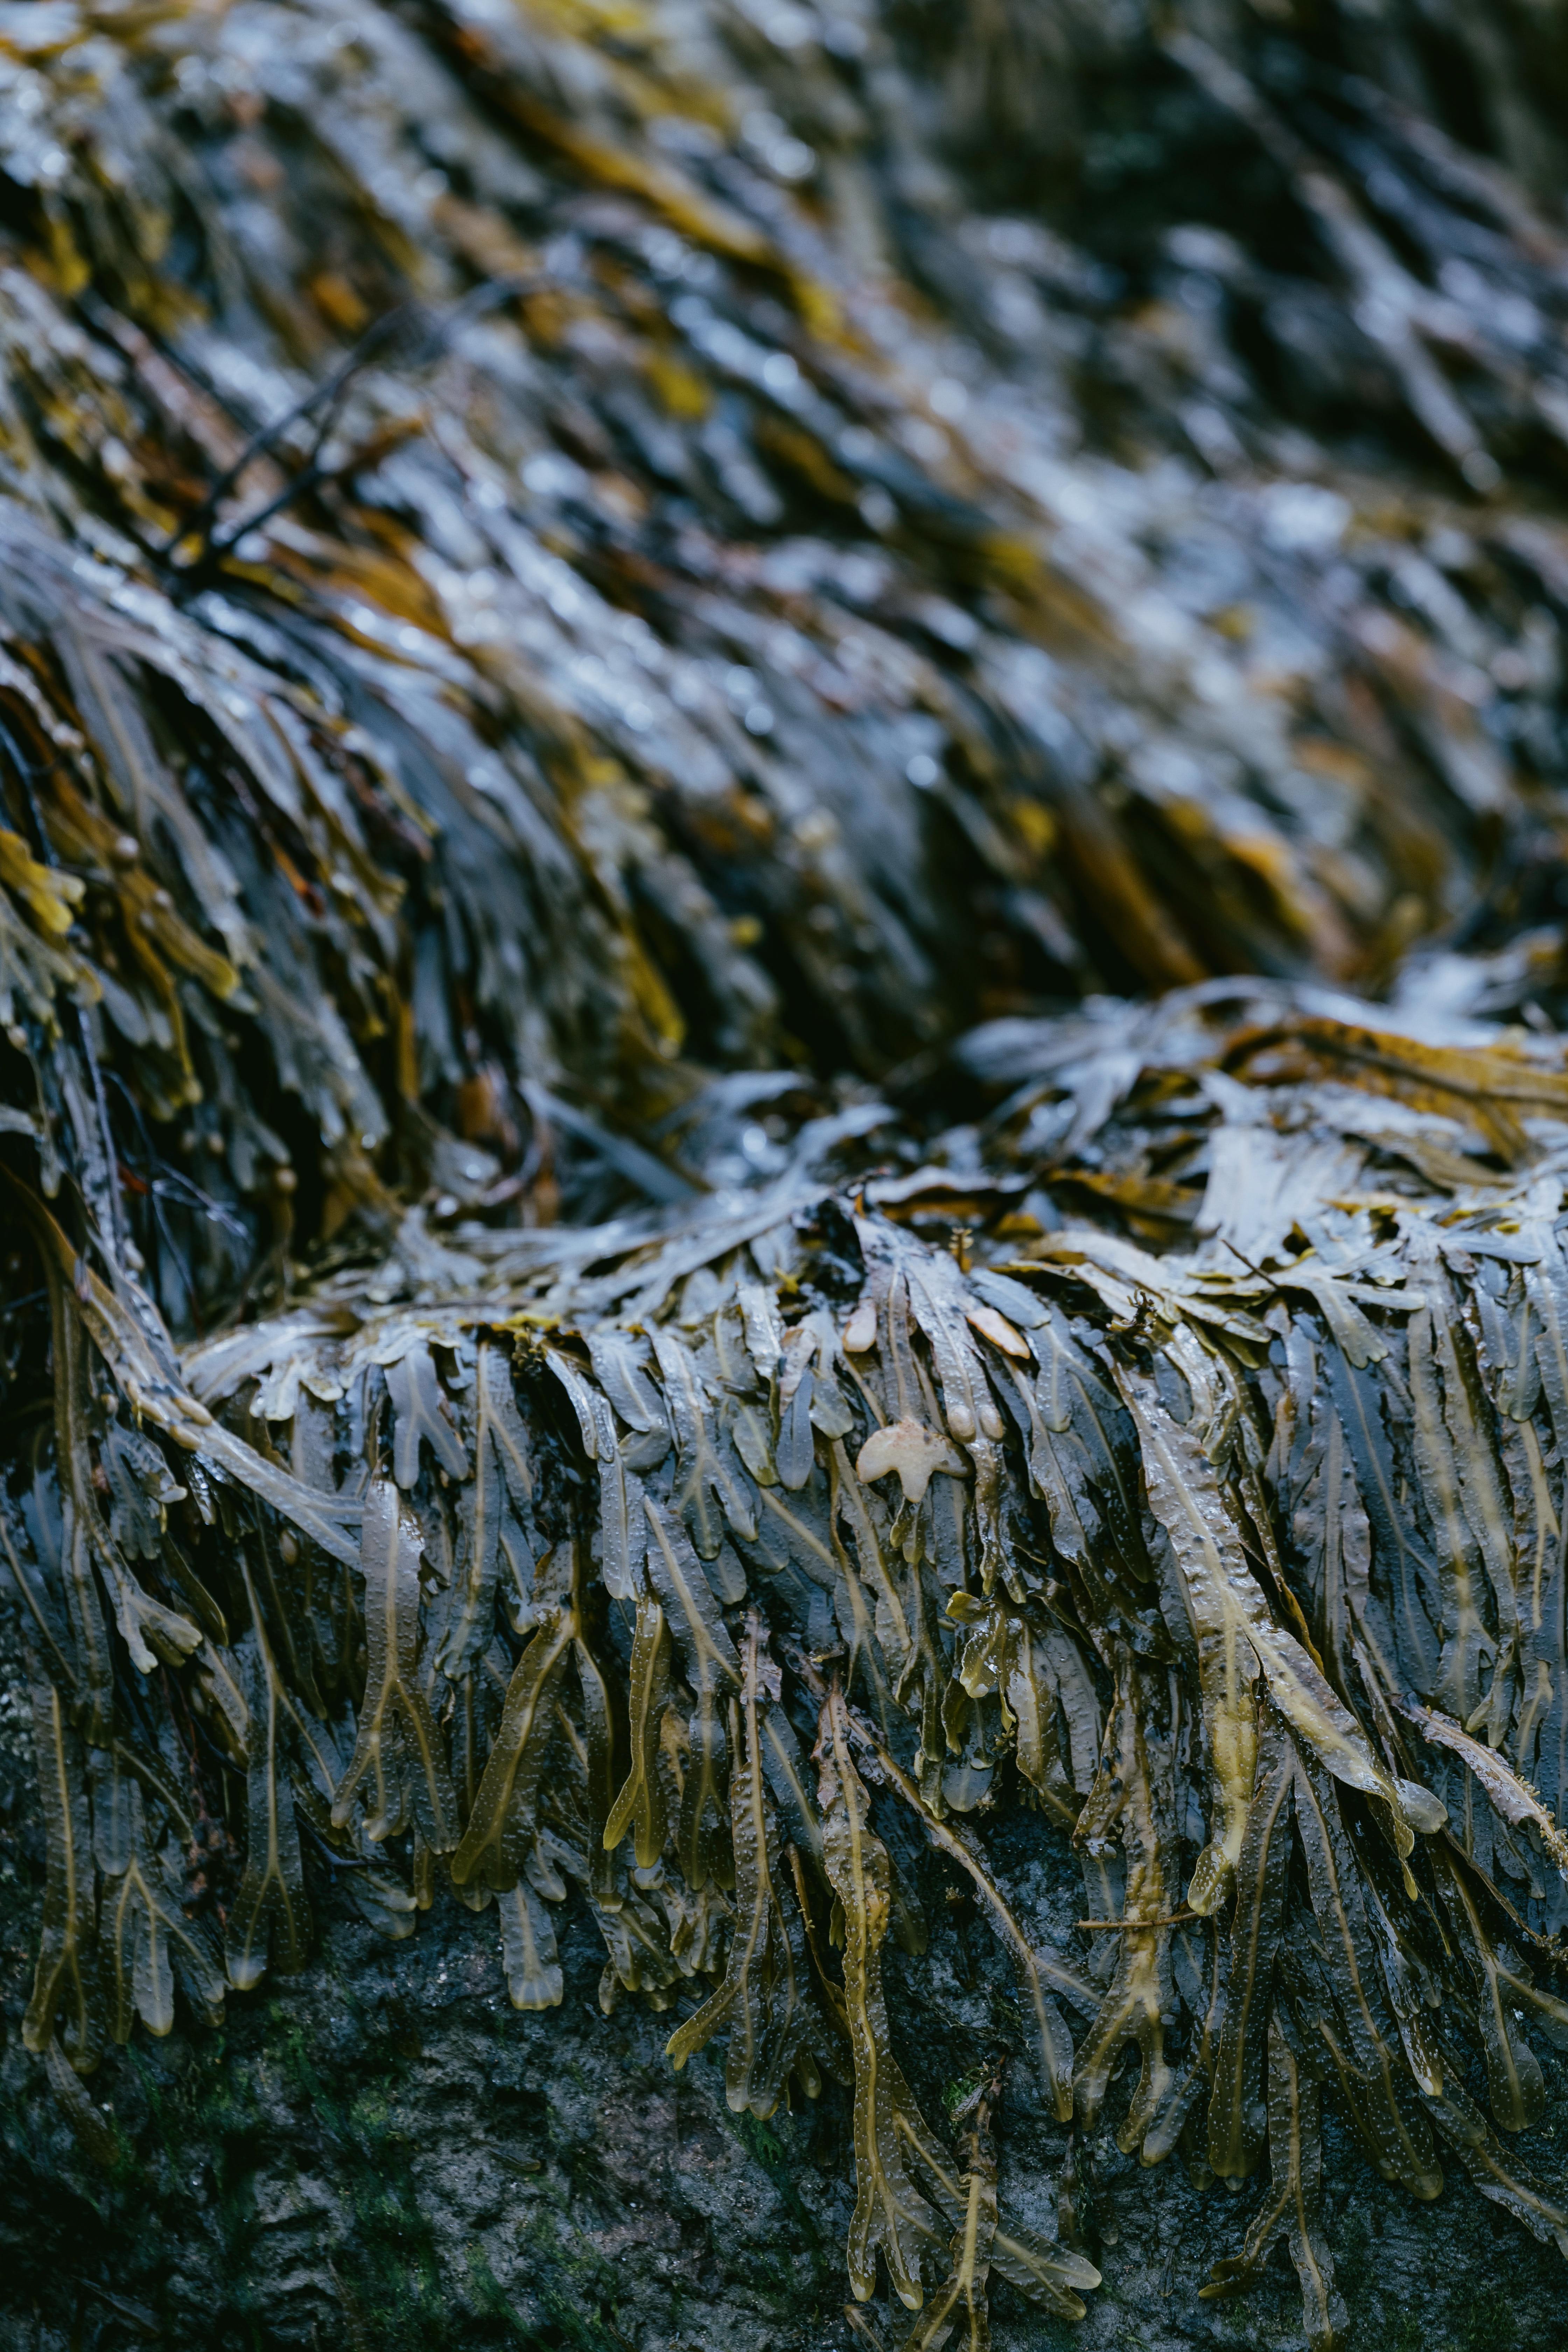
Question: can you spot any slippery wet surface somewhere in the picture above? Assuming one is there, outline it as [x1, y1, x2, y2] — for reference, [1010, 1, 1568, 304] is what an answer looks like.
[14, 7, 1568, 2352]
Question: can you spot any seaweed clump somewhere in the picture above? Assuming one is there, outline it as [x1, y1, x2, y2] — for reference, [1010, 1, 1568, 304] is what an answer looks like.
[16, 984, 1568, 2348]
[12, 5, 1568, 2350]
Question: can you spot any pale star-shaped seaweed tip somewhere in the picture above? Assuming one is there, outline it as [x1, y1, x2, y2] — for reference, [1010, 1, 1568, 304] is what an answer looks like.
[855, 1415, 968, 1506]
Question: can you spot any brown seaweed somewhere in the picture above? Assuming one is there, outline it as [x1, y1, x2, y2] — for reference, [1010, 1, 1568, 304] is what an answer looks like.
[12, 6, 1568, 2347]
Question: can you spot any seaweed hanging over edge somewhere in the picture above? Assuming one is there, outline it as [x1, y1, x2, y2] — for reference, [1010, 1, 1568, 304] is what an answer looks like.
[16, 980, 1568, 2347]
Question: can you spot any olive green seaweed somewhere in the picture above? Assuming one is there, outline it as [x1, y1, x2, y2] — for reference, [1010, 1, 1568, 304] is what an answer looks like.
[10, 4, 1568, 2345]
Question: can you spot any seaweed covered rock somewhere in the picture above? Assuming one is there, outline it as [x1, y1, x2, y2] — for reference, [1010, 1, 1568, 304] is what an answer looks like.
[12, 5, 1568, 2351]
[13, 989, 1568, 2349]
[9, 0, 1568, 1324]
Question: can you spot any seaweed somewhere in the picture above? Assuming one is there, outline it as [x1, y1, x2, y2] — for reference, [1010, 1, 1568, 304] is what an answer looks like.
[13, 3, 1568, 2346]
